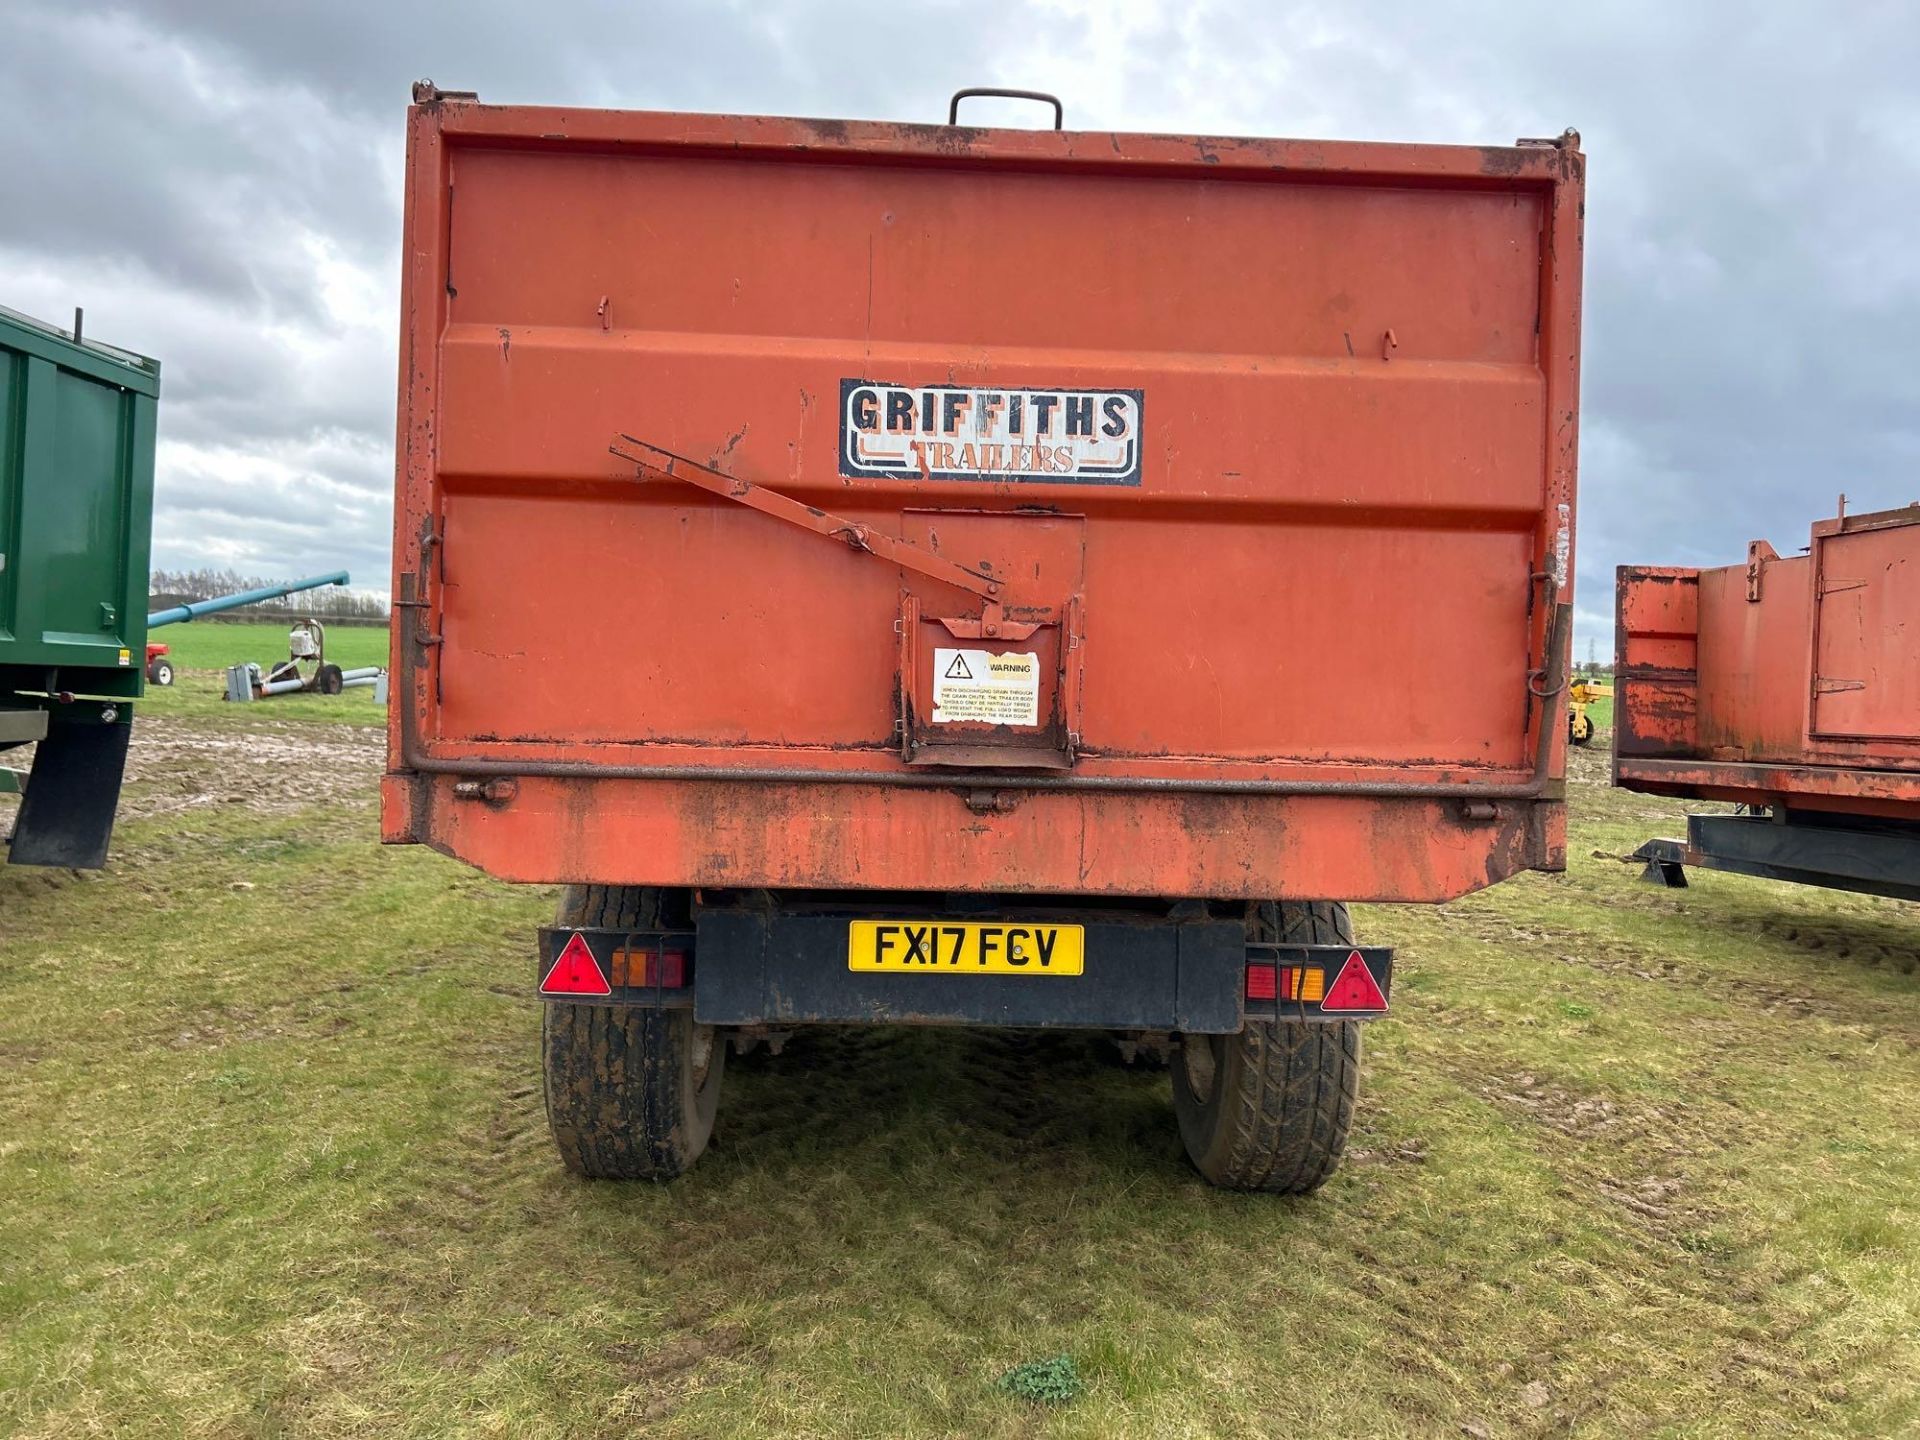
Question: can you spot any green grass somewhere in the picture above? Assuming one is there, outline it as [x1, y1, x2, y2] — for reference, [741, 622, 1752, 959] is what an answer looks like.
[1, 725, 1916, 1436]
[149, 621, 389, 674]
[138, 622, 390, 729]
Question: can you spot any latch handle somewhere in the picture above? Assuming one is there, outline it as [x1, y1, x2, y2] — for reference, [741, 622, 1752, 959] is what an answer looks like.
[610, 434, 1003, 601]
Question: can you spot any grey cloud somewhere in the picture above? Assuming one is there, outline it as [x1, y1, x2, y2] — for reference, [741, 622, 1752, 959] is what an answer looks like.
[0, 8, 394, 317]
[1070, 2, 1920, 631]
[121, 0, 1060, 125]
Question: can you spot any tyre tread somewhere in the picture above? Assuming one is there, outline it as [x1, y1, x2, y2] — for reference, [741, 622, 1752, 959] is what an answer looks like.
[1178, 901, 1363, 1193]
[542, 885, 714, 1180]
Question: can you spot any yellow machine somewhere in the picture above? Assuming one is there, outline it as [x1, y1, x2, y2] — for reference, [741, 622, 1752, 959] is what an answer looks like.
[1567, 678, 1613, 746]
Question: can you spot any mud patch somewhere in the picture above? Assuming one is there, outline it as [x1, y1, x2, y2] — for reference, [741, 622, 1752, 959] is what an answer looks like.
[605, 1321, 755, 1424]
[1564, 737, 1612, 787]
[1348, 1136, 1431, 1166]
[117, 716, 383, 820]
[1479, 1072, 1627, 1141]
[1473, 1066, 1738, 1244]
[1594, 1173, 1691, 1226]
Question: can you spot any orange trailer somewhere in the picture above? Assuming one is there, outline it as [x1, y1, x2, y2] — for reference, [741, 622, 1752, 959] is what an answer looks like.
[1616, 503, 1920, 900]
[383, 83, 1586, 1189]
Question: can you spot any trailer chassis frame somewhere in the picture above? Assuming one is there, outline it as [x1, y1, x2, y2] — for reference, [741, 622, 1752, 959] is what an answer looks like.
[1634, 809, 1920, 903]
[536, 905, 1394, 1032]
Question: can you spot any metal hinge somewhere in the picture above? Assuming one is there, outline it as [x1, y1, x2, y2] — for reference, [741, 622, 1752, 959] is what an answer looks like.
[1746, 539, 1778, 602]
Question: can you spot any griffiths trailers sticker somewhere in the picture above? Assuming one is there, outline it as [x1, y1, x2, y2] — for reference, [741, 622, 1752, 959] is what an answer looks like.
[840, 380, 1143, 486]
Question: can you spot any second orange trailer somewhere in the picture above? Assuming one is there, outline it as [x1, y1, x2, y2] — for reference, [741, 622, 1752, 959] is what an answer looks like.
[1616, 502, 1920, 901]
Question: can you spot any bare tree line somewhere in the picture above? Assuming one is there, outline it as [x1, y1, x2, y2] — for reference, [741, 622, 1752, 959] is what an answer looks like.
[149, 568, 389, 621]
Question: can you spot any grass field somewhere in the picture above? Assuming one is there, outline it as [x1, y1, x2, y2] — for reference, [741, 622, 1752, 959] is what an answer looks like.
[2, 658, 1917, 1437]
[151, 621, 390, 675]
[140, 623, 391, 727]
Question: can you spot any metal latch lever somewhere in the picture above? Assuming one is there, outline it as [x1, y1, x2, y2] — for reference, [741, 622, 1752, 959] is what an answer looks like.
[609, 435, 1003, 600]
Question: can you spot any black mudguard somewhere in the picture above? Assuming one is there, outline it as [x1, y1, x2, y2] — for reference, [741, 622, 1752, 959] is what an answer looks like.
[8, 715, 132, 868]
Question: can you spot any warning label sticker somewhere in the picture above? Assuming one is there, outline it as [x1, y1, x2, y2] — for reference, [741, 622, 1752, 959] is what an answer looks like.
[932, 648, 1040, 727]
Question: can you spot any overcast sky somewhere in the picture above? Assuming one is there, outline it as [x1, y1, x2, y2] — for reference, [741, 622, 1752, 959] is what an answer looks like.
[5, 0, 1917, 655]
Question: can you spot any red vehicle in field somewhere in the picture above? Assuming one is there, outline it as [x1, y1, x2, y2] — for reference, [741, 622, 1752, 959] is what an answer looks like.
[382, 84, 1586, 1189]
[1616, 503, 1920, 901]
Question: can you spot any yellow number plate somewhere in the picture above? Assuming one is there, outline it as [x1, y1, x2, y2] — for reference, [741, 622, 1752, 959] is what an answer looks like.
[847, 921, 1084, 976]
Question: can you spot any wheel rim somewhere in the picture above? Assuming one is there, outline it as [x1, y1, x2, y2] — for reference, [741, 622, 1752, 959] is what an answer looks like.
[1181, 1034, 1218, 1104]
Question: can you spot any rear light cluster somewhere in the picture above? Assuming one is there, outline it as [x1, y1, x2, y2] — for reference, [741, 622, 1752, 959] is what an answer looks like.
[540, 931, 691, 997]
[1245, 963, 1324, 1002]
[1244, 951, 1388, 1011]
[613, 948, 688, 989]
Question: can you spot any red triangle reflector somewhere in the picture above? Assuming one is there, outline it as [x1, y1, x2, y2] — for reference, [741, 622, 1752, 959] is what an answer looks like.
[1320, 951, 1387, 1012]
[540, 933, 611, 996]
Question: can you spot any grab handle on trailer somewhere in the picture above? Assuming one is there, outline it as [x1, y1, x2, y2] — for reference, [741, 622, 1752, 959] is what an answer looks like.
[947, 87, 1064, 130]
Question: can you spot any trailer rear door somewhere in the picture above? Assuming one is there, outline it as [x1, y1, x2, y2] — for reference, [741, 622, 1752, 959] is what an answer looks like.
[385, 101, 1585, 901]
[1811, 519, 1920, 742]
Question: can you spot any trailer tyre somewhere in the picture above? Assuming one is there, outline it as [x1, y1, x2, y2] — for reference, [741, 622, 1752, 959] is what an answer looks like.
[1171, 901, 1361, 1193]
[316, 663, 345, 696]
[541, 885, 721, 1181]
[146, 657, 174, 686]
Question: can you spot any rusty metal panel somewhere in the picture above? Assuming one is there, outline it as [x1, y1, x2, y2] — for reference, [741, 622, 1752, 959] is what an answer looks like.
[386, 98, 1586, 901]
[1811, 523, 1920, 741]
[1615, 504, 1920, 821]
[1614, 567, 1699, 759]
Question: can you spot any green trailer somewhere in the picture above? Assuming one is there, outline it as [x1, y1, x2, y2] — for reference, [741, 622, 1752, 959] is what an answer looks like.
[0, 305, 160, 868]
